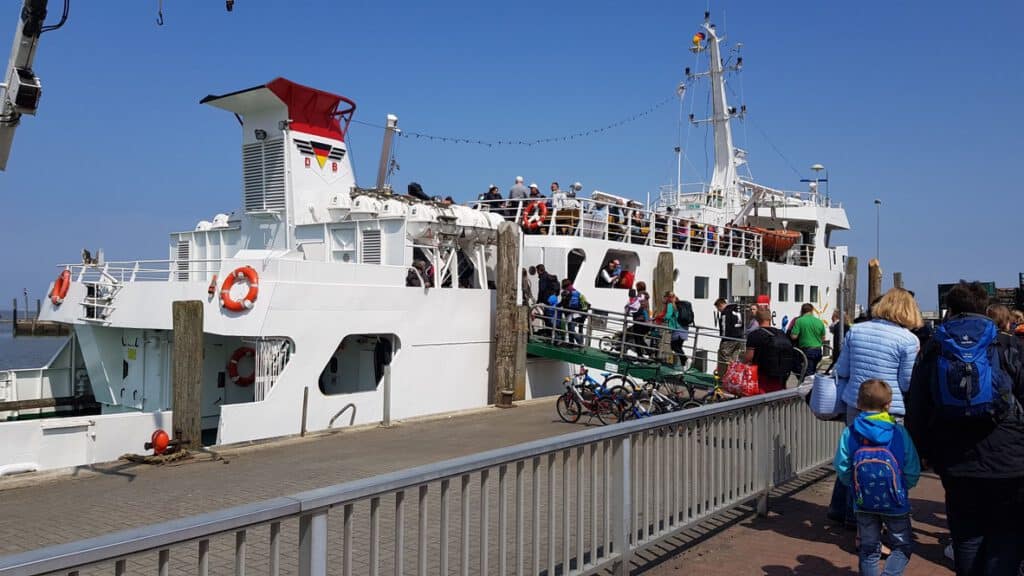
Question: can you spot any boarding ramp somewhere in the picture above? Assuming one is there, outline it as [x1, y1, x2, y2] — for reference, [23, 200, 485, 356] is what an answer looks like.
[0, 389, 844, 576]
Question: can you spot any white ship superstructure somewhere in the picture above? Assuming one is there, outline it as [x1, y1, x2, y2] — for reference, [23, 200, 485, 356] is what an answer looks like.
[0, 14, 850, 473]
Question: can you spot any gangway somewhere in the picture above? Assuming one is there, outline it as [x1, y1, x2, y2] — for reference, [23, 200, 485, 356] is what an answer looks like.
[525, 303, 720, 389]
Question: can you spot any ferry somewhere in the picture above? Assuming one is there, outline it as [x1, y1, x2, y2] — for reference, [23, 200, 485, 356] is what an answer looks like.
[0, 13, 849, 473]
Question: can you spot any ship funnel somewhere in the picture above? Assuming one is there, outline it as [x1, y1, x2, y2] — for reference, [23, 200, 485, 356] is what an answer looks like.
[201, 78, 358, 224]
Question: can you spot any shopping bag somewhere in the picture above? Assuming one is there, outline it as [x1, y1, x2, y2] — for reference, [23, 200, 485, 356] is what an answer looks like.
[806, 357, 846, 421]
[722, 361, 761, 397]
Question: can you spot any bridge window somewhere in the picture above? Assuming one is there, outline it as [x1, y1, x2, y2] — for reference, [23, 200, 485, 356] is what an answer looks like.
[795, 284, 805, 302]
[694, 276, 709, 299]
[778, 283, 789, 302]
[810, 285, 819, 303]
[718, 278, 728, 300]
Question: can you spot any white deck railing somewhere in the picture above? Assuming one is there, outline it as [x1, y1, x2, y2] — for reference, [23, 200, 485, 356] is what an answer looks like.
[475, 197, 765, 262]
[0, 390, 842, 576]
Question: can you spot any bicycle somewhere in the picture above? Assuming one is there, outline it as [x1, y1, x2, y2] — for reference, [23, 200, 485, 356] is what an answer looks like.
[555, 367, 619, 425]
[612, 379, 684, 421]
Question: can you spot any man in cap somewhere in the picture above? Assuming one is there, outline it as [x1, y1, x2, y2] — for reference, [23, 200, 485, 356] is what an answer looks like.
[509, 176, 529, 201]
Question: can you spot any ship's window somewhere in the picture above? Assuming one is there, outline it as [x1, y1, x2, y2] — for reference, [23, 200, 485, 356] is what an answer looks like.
[694, 276, 709, 299]
[718, 278, 729, 300]
[795, 284, 805, 302]
[778, 283, 789, 302]
[567, 249, 586, 284]
[810, 285, 819, 303]
[594, 249, 639, 289]
[319, 334, 399, 397]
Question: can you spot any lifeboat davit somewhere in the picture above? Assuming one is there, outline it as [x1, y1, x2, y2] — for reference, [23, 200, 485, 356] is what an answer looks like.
[752, 227, 801, 259]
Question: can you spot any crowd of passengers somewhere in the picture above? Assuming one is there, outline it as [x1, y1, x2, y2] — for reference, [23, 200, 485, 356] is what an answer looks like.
[524, 274, 1024, 575]
[474, 176, 759, 254]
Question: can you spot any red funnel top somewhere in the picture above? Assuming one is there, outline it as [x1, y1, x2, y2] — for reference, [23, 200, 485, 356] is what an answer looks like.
[266, 77, 356, 141]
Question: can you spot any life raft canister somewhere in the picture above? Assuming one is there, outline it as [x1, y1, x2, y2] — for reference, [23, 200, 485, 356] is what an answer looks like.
[220, 267, 258, 312]
[227, 346, 256, 387]
[49, 269, 71, 306]
[521, 201, 549, 231]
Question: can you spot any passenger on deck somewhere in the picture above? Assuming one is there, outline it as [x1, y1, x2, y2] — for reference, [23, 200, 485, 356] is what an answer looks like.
[509, 176, 529, 202]
[407, 260, 431, 287]
[528, 183, 544, 198]
[746, 304, 760, 335]
[597, 259, 621, 288]
[559, 279, 587, 346]
[535, 264, 560, 304]
[625, 288, 650, 358]
[521, 268, 534, 306]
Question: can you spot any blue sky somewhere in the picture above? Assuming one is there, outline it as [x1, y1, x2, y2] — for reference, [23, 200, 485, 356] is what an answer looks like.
[1, 0, 1022, 311]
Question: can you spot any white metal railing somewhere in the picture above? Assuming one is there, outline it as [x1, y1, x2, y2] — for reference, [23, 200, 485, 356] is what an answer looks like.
[251, 338, 292, 402]
[788, 244, 815, 267]
[61, 259, 226, 285]
[0, 390, 842, 576]
[474, 198, 764, 261]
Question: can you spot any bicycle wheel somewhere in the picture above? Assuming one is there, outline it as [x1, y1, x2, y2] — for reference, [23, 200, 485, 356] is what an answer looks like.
[602, 374, 640, 395]
[606, 385, 634, 419]
[681, 399, 703, 410]
[593, 397, 618, 425]
[556, 392, 582, 423]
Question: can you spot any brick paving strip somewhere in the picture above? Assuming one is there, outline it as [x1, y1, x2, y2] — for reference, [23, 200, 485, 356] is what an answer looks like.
[0, 399, 952, 575]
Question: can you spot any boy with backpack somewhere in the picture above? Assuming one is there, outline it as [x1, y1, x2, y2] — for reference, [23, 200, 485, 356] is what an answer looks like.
[906, 281, 1024, 575]
[834, 379, 921, 576]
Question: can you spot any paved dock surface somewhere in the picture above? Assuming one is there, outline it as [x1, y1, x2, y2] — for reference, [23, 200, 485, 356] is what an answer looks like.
[0, 399, 953, 575]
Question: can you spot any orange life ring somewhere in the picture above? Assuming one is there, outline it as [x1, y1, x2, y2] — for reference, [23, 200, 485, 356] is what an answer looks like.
[227, 347, 256, 387]
[220, 266, 259, 312]
[521, 201, 549, 231]
[49, 269, 71, 306]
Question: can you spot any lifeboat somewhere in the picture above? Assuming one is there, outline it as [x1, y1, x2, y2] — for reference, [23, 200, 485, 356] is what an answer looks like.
[752, 227, 801, 259]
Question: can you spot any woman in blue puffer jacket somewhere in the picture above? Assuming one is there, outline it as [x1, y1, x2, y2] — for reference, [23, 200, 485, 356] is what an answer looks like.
[836, 289, 922, 418]
[827, 288, 922, 525]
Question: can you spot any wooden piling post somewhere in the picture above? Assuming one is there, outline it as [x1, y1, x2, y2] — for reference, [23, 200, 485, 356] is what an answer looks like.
[868, 259, 883, 312]
[172, 301, 203, 449]
[653, 252, 675, 362]
[10, 299, 16, 339]
[893, 272, 903, 290]
[844, 257, 858, 320]
[494, 222, 520, 408]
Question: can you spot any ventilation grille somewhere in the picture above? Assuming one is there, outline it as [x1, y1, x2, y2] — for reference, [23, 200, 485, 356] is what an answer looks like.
[176, 239, 190, 281]
[242, 139, 286, 213]
[361, 230, 381, 264]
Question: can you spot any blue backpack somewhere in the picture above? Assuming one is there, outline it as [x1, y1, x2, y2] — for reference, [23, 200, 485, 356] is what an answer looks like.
[933, 315, 1014, 420]
[849, 429, 908, 515]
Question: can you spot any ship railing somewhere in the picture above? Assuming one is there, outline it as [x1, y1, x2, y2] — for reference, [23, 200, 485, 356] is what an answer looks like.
[60, 259, 226, 284]
[0, 387, 842, 576]
[473, 198, 763, 261]
[787, 244, 815, 267]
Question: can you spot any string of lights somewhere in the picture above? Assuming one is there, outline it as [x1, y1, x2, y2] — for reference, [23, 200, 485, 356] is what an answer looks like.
[351, 94, 676, 148]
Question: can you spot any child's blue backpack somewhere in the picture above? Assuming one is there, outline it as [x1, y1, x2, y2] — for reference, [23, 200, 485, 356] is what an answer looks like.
[849, 430, 908, 515]
[933, 315, 1015, 420]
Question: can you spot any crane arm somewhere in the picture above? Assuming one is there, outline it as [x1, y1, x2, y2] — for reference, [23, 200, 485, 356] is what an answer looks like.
[0, 0, 49, 171]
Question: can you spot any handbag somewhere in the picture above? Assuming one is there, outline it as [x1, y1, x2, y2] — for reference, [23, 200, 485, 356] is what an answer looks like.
[808, 356, 846, 421]
[722, 361, 761, 397]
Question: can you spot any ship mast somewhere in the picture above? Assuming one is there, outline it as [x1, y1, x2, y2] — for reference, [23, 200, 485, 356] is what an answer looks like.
[689, 13, 745, 215]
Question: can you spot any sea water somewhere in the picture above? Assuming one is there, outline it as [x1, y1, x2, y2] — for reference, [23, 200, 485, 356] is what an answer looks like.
[0, 313, 67, 371]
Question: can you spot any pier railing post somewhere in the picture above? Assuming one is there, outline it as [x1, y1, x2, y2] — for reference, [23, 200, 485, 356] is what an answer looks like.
[610, 435, 633, 575]
[298, 509, 328, 576]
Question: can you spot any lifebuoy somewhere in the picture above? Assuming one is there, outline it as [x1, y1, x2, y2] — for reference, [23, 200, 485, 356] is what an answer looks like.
[227, 347, 256, 386]
[521, 201, 549, 231]
[220, 266, 259, 312]
[49, 269, 71, 306]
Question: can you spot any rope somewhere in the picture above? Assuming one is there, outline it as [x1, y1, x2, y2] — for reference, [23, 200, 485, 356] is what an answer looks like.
[120, 450, 192, 465]
[350, 94, 674, 148]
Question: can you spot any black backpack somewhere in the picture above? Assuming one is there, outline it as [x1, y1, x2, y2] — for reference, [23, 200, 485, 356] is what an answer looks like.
[757, 327, 795, 378]
[675, 300, 695, 327]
